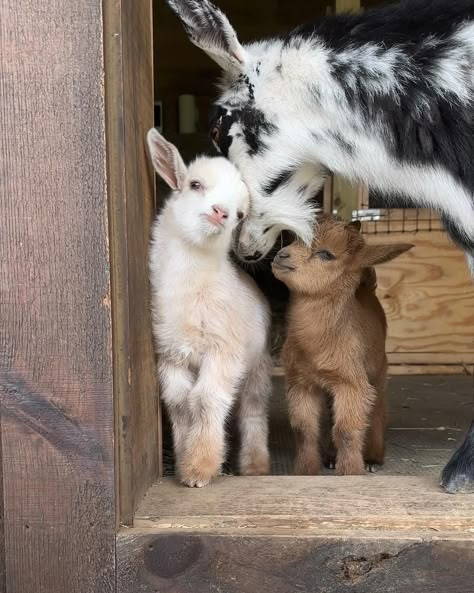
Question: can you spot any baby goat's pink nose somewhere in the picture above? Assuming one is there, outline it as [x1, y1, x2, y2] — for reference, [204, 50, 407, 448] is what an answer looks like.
[211, 205, 229, 221]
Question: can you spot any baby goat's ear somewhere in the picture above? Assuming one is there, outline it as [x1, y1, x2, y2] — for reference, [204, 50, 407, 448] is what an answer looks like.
[146, 128, 187, 191]
[166, 0, 247, 72]
[360, 243, 414, 267]
[349, 220, 362, 233]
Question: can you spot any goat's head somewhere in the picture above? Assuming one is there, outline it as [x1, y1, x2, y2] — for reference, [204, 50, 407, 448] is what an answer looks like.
[166, 0, 326, 262]
[272, 215, 413, 295]
[147, 128, 249, 248]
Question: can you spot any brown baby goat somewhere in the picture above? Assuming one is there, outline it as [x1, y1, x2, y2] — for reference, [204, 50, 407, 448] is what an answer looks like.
[272, 216, 413, 476]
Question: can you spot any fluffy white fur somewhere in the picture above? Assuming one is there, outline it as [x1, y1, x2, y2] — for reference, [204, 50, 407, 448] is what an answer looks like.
[147, 128, 272, 487]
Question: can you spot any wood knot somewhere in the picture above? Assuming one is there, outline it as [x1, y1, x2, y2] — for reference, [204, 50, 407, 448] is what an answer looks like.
[342, 553, 391, 582]
[144, 535, 203, 579]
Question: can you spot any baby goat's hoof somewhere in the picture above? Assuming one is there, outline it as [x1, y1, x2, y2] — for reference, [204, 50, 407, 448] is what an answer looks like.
[365, 462, 383, 473]
[323, 453, 336, 470]
[181, 476, 212, 488]
[440, 422, 474, 494]
[178, 457, 220, 489]
[240, 449, 271, 476]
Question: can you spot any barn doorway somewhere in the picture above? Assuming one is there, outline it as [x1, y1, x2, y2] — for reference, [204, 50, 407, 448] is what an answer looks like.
[150, 0, 474, 483]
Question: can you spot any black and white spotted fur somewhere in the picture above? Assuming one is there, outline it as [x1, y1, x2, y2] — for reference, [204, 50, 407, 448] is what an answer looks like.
[168, 0, 474, 266]
[166, 0, 474, 491]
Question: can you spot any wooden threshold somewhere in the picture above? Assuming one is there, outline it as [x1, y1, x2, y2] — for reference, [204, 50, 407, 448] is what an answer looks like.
[133, 475, 474, 538]
[272, 365, 473, 376]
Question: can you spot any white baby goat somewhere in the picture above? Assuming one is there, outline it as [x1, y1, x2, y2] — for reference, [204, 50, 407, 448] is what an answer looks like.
[147, 129, 272, 487]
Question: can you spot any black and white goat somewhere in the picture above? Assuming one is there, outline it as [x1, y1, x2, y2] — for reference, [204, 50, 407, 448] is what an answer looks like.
[166, 0, 474, 492]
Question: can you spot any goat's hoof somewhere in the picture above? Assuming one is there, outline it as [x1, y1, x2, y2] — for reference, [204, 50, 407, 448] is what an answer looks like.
[294, 457, 321, 475]
[440, 422, 474, 494]
[178, 461, 220, 489]
[323, 456, 336, 470]
[181, 477, 211, 488]
[240, 454, 271, 476]
[365, 462, 383, 473]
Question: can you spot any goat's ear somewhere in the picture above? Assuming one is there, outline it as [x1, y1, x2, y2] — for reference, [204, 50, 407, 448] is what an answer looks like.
[146, 128, 187, 191]
[360, 243, 414, 267]
[349, 220, 362, 233]
[166, 0, 247, 72]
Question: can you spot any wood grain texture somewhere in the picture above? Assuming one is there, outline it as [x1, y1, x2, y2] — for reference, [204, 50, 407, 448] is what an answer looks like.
[367, 232, 474, 359]
[105, 0, 159, 527]
[0, 1, 115, 591]
[0, 410, 4, 591]
[135, 476, 474, 534]
[117, 530, 474, 593]
[387, 364, 473, 376]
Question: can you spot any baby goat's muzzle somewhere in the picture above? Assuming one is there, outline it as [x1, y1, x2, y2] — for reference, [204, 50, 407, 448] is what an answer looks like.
[272, 247, 295, 271]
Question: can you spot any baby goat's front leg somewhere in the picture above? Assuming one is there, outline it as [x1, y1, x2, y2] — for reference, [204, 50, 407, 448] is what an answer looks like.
[238, 353, 272, 476]
[287, 381, 324, 475]
[178, 354, 242, 488]
[159, 360, 194, 462]
[331, 380, 377, 476]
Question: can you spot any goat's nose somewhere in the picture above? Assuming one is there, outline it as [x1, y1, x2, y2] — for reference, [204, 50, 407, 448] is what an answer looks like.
[243, 252, 263, 262]
[211, 205, 229, 220]
[276, 247, 290, 260]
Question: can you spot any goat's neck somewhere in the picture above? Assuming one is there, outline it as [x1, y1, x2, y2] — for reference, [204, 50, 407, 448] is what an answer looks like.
[165, 228, 230, 289]
[290, 291, 356, 336]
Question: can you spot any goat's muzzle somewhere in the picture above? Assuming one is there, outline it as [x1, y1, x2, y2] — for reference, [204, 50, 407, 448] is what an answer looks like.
[272, 247, 295, 271]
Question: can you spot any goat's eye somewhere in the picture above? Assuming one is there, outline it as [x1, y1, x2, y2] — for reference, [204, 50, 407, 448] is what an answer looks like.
[317, 250, 336, 261]
[210, 125, 220, 144]
[237, 211, 244, 221]
[263, 226, 273, 234]
[190, 180, 201, 191]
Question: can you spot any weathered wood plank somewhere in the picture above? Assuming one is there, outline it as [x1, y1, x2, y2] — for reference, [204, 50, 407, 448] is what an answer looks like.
[0, 412, 4, 592]
[388, 364, 472, 376]
[135, 476, 474, 534]
[0, 1, 115, 591]
[273, 364, 473, 376]
[105, 0, 159, 527]
[117, 531, 474, 593]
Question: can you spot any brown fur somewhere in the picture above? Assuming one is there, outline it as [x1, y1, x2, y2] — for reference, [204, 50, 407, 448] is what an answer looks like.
[272, 216, 413, 475]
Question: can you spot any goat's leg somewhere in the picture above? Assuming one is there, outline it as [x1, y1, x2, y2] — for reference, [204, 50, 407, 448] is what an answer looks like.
[438, 252, 474, 492]
[440, 421, 474, 493]
[178, 354, 242, 488]
[287, 381, 324, 475]
[238, 352, 272, 476]
[321, 398, 337, 469]
[331, 381, 377, 476]
[424, 209, 474, 491]
[158, 360, 194, 462]
[364, 378, 387, 472]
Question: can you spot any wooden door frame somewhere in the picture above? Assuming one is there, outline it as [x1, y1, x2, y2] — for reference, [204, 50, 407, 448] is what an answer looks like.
[0, 0, 157, 590]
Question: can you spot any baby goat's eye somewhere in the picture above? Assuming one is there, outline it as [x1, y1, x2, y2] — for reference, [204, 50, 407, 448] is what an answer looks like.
[263, 226, 273, 234]
[316, 250, 336, 261]
[237, 211, 244, 221]
[190, 180, 202, 191]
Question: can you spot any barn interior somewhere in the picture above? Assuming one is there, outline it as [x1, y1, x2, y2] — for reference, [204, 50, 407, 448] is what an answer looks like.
[152, 0, 474, 481]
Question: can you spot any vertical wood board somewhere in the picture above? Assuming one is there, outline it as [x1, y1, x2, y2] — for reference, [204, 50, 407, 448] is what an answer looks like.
[105, 0, 160, 526]
[0, 1, 115, 591]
